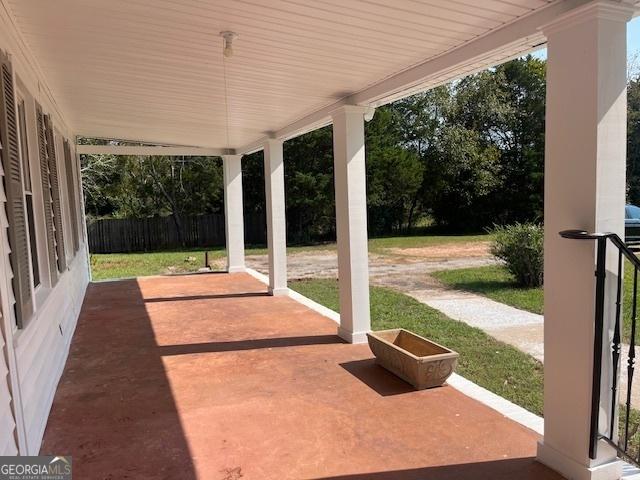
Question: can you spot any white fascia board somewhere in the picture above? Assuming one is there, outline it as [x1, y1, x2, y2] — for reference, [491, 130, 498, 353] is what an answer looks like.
[76, 145, 234, 156]
[236, 0, 594, 155]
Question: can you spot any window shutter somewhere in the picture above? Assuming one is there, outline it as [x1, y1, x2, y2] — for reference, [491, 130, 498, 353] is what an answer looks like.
[42, 116, 65, 272]
[75, 154, 85, 244]
[35, 104, 58, 285]
[0, 53, 32, 327]
[63, 140, 79, 253]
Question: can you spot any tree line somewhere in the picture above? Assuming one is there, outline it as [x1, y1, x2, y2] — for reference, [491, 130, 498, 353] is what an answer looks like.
[83, 54, 637, 245]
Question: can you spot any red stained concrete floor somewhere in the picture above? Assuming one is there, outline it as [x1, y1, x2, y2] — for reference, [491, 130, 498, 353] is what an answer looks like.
[41, 272, 563, 480]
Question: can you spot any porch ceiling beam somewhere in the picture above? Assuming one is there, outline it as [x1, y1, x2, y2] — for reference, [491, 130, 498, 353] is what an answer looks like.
[236, 0, 595, 156]
[76, 144, 234, 157]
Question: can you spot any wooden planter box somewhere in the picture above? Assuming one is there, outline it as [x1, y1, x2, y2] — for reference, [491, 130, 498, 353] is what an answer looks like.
[367, 329, 459, 390]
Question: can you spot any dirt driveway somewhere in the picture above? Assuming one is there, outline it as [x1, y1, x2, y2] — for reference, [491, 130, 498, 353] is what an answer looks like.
[244, 241, 497, 291]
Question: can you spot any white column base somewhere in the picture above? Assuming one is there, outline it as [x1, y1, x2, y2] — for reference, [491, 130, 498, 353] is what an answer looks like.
[337, 326, 369, 344]
[227, 266, 246, 273]
[537, 441, 622, 480]
[268, 287, 289, 297]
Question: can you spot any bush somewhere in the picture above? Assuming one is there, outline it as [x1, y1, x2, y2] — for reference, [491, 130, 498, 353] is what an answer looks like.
[490, 223, 543, 287]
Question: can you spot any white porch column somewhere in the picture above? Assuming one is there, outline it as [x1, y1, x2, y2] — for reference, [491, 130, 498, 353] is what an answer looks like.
[222, 154, 245, 273]
[332, 105, 373, 344]
[264, 139, 288, 295]
[537, 3, 633, 479]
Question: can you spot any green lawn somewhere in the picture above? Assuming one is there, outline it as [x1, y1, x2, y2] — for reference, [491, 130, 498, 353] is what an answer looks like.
[90, 234, 490, 281]
[90, 249, 225, 281]
[433, 262, 638, 343]
[290, 278, 544, 415]
[433, 265, 543, 315]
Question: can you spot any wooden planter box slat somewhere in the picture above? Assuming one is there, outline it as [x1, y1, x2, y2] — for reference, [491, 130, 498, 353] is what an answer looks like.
[367, 329, 459, 390]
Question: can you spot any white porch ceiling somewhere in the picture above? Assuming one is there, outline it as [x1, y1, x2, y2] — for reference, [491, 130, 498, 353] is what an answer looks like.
[6, 0, 559, 151]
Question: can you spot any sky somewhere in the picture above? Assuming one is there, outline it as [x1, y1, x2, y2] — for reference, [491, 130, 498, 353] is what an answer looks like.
[531, 16, 640, 61]
[630, 16, 640, 56]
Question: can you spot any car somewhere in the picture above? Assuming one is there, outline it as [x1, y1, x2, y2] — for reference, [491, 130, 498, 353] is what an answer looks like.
[626, 204, 640, 244]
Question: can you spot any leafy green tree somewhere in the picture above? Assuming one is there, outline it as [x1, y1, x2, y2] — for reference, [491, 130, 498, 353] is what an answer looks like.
[366, 107, 423, 235]
[494, 57, 546, 223]
[427, 125, 501, 229]
[628, 76, 640, 205]
[81, 153, 120, 218]
[283, 128, 335, 243]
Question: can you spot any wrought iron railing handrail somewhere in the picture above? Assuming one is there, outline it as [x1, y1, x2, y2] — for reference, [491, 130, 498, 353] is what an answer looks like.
[560, 228, 640, 466]
[560, 229, 640, 269]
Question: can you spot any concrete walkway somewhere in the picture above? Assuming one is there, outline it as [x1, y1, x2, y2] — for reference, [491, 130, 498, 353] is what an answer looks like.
[413, 289, 545, 362]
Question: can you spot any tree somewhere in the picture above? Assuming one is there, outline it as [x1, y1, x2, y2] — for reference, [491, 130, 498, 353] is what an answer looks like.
[82, 154, 224, 245]
[81, 153, 120, 219]
[628, 75, 640, 205]
[426, 125, 501, 229]
[366, 107, 423, 234]
[493, 57, 546, 223]
[395, 56, 546, 230]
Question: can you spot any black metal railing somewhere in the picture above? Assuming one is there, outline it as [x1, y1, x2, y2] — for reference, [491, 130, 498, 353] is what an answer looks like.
[560, 229, 640, 466]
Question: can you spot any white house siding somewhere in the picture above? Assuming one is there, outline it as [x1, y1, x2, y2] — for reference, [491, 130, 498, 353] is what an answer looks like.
[0, 318, 17, 456]
[15, 250, 88, 454]
[0, 6, 90, 455]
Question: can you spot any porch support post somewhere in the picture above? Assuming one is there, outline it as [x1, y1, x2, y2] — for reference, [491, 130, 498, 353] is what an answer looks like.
[537, 2, 633, 479]
[264, 139, 288, 295]
[222, 154, 245, 273]
[331, 105, 373, 344]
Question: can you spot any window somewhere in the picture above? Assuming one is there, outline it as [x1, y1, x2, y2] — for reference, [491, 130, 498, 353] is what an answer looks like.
[17, 98, 39, 288]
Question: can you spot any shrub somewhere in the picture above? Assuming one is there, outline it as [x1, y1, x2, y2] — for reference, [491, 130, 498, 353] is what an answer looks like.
[490, 223, 543, 287]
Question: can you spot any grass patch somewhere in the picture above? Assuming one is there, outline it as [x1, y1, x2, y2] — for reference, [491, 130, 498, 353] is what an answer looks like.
[291, 278, 544, 415]
[433, 265, 543, 315]
[90, 249, 226, 281]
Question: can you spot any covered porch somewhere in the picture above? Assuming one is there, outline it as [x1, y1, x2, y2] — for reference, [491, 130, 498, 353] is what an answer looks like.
[0, 0, 637, 478]
[41, 272, 559, 480]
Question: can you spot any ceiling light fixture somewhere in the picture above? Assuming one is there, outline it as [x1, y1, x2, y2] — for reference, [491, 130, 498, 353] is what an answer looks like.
[220, 31, 238, 58]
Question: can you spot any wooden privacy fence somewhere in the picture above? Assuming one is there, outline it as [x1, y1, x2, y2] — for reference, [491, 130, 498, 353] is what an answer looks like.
[87, 213, 266, 253]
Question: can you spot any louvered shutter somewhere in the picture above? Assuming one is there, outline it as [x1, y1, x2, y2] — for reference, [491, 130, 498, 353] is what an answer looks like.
[63, 140, 79, 253]
[0, 53, 32, 327]
[43, 116, 65, 272]
[35, 104, 58, 285]
[75, 153, 85, 244]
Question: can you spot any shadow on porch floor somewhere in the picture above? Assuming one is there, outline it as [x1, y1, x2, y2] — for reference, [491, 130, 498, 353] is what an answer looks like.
[40, 272, 562, 479]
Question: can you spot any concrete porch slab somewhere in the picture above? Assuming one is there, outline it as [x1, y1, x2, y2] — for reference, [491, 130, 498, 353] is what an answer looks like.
[40, 273, 563, 480]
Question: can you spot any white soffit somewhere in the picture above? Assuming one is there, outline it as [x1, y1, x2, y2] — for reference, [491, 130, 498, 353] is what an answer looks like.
[6, 0, 559, 150]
